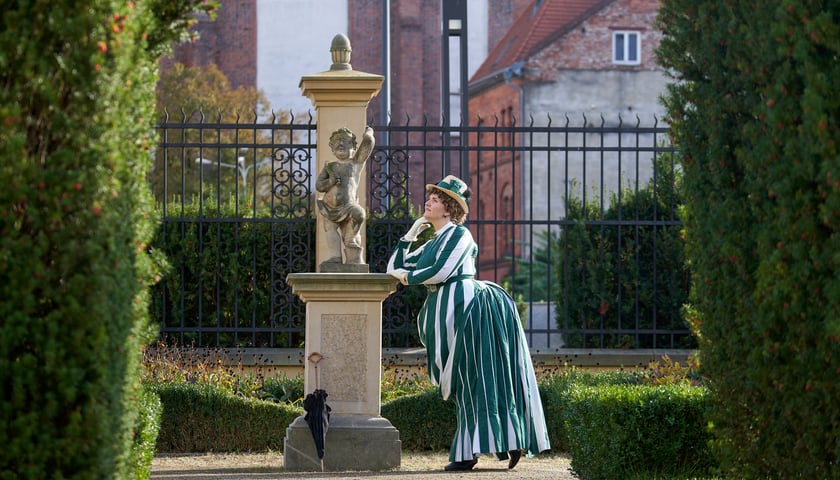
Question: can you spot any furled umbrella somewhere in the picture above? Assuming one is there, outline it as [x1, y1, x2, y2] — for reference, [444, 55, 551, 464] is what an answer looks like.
[303, 352, 330, 471]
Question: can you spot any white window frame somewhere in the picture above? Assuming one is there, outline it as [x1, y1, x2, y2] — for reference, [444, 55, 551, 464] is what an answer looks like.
[612, 31, 641, 65]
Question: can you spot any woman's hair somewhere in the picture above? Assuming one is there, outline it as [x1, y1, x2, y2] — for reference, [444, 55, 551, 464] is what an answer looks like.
[431, 188, 472, 225]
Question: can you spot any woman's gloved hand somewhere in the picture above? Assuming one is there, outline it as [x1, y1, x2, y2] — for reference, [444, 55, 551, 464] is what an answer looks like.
[402, 217, 431, 242]
[387, 268, 409, 285]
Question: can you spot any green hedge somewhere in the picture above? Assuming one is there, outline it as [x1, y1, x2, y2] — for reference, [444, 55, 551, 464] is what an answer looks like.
[564, 383, 712, 480]
[540, 370, 642, 452]
[130, 388, 163, 480]
[657, 0, 840, 476]
[150, 370, 712, 477]
[150, 199, 428, 348]
[380, 387, 456, 451]
[151, 382, 302, 452]
[0, 1, 216, 478]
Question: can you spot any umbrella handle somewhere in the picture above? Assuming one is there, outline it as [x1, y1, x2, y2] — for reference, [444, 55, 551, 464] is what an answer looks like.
[308, 352, 325, 390]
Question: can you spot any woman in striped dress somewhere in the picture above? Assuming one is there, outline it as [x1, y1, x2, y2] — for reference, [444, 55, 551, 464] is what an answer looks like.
[387, 175, 550, 472]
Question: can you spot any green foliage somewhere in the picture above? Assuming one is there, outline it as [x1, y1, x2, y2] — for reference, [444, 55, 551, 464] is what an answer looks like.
[564, 383, 713, 480]
[0, 0, 216, 478]
[130, 388, 163, 480]
[148, 195, 429, 348]
[657, 0, 840, 476]
[503, 229, 559, 302]
[381, 387, 456, 451]
[141, 346, 710, 460]
[151, 63, 288, 208]
[150, 196, 313, 347]
[258, 375, 306, 405]
[555, 155, 691, 348]
[150, 382, 302, 452]
[539, 369, 642, 452]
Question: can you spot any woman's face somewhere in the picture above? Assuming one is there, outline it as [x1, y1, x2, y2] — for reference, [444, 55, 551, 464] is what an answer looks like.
[423, 193, 449, 223]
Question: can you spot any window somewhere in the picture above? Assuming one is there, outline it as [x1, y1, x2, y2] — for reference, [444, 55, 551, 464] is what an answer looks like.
[613, 31, 641, 65]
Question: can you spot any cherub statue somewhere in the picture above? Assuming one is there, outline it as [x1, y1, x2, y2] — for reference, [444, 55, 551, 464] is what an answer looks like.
[315, 126, 374, 267]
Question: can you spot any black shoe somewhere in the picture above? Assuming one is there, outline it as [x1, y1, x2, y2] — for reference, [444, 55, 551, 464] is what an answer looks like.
[508, 450, 521, 469]
[444, 458, 478, 471]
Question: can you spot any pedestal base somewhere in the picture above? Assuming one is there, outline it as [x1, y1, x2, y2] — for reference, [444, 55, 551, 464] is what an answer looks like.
[284, 414, 401, 471]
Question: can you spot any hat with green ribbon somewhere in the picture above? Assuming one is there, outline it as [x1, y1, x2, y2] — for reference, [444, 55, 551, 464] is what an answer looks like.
[426, 175, 469, 214]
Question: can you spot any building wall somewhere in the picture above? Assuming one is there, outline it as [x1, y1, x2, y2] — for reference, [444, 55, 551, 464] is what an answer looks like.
[256, 0, 348, 117]
[528, 0, 662, 75]
[468, 82, 523, 282]
[161, 0, 257, 91]
[467, 0, 670, 263]
[520, 0, 667, 228]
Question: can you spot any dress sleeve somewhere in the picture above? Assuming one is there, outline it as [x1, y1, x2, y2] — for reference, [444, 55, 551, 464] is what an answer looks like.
[404, 226, 474, 286]
[386, 239, 425, 272]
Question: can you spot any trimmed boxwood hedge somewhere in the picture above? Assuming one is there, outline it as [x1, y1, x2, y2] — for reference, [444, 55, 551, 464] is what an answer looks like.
[151, 382, 302, 452]
[380, 386, 456, 451]
[563, 383, 712, 480]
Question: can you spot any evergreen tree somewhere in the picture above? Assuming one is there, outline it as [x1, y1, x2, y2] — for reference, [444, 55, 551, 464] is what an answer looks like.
[0, 1, 217, 477]
[657, 1, 840, 476]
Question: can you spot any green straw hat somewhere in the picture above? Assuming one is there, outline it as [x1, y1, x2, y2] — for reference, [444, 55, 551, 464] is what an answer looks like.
[426, 175, 469, 214]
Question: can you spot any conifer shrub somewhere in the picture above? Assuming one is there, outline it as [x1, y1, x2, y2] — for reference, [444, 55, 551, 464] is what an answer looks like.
[657, 0, 840, 476]
[0, 1, 216, 477]
[131, 388, 163, 480]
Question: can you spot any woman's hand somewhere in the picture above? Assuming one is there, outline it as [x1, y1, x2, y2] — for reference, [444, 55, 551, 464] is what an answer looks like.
[387, 268, 410, 285]
[402, 217, 431, 242]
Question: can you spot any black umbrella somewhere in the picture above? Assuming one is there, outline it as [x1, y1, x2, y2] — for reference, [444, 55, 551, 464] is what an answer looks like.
[303, 352, 330, 471]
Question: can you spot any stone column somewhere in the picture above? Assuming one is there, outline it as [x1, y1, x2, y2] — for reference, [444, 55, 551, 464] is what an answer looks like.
[284, 35, 400, 472]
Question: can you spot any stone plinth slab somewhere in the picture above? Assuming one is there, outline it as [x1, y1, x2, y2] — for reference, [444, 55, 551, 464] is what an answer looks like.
[283, 414, 401, 471]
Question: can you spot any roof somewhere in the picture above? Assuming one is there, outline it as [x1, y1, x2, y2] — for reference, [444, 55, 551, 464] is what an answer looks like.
[470, 0, 614, 85]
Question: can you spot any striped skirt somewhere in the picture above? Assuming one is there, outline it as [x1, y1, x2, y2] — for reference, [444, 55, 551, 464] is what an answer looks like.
[418, 279, 550, 462]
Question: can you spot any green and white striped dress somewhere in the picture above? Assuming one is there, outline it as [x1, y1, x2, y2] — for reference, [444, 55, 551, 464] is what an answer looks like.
[387, 222, 550, 462]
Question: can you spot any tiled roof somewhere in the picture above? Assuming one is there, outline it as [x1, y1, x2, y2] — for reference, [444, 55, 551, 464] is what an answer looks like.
[470, 0, 614, 83]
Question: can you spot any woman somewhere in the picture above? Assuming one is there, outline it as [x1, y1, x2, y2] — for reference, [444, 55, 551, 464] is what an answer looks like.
[387, 175, 550, 471]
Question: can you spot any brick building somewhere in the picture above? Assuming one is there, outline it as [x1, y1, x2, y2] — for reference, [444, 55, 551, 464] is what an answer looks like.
[161, 0, 257, 90]
[466, 0, 669, 281]
[162, 0, 532, 121]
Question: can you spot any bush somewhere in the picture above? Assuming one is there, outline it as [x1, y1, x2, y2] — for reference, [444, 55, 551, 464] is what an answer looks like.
[130, 388, 163, 480]
[554, 154, 692, 349]
[380, 386, 455, 451]
[149, 198, 428, 348]
[151, 382, 302, 452]
[564, 383, 712, 480]
[540, 369, 642, 452]
[658, 0, 840, 476]
[0, 1, 216, 478]
[150, 198, 313, 348]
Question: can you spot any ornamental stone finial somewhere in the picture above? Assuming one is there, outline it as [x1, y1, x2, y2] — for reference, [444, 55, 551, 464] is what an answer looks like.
[330, 34, 352, 71]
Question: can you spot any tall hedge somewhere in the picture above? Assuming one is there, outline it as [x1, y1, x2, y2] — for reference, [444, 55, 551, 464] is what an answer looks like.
[657, 1, 840, 477]
[0, 1, 216, 478]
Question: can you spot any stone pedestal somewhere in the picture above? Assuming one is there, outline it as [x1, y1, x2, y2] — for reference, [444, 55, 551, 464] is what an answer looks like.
[284, 273, 400, 471]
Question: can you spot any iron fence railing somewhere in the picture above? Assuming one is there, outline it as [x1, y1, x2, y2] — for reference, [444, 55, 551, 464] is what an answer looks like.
[150, 111, 694, 350]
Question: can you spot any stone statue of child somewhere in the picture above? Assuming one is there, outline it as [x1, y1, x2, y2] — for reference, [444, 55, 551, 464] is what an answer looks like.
[316, 126, 375, 266]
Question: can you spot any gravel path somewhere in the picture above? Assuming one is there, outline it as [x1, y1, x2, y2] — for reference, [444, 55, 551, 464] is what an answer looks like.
[151, 452, 577, 480]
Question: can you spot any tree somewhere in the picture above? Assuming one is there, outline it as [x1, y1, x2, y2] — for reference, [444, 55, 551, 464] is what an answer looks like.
[657, 0, 840, 476]
[0, 1, 217, 477]
[151, 63, 290, 210]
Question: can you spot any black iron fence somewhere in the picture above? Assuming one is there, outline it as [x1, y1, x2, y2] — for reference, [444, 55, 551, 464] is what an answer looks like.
[150, 111, 694, 351]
